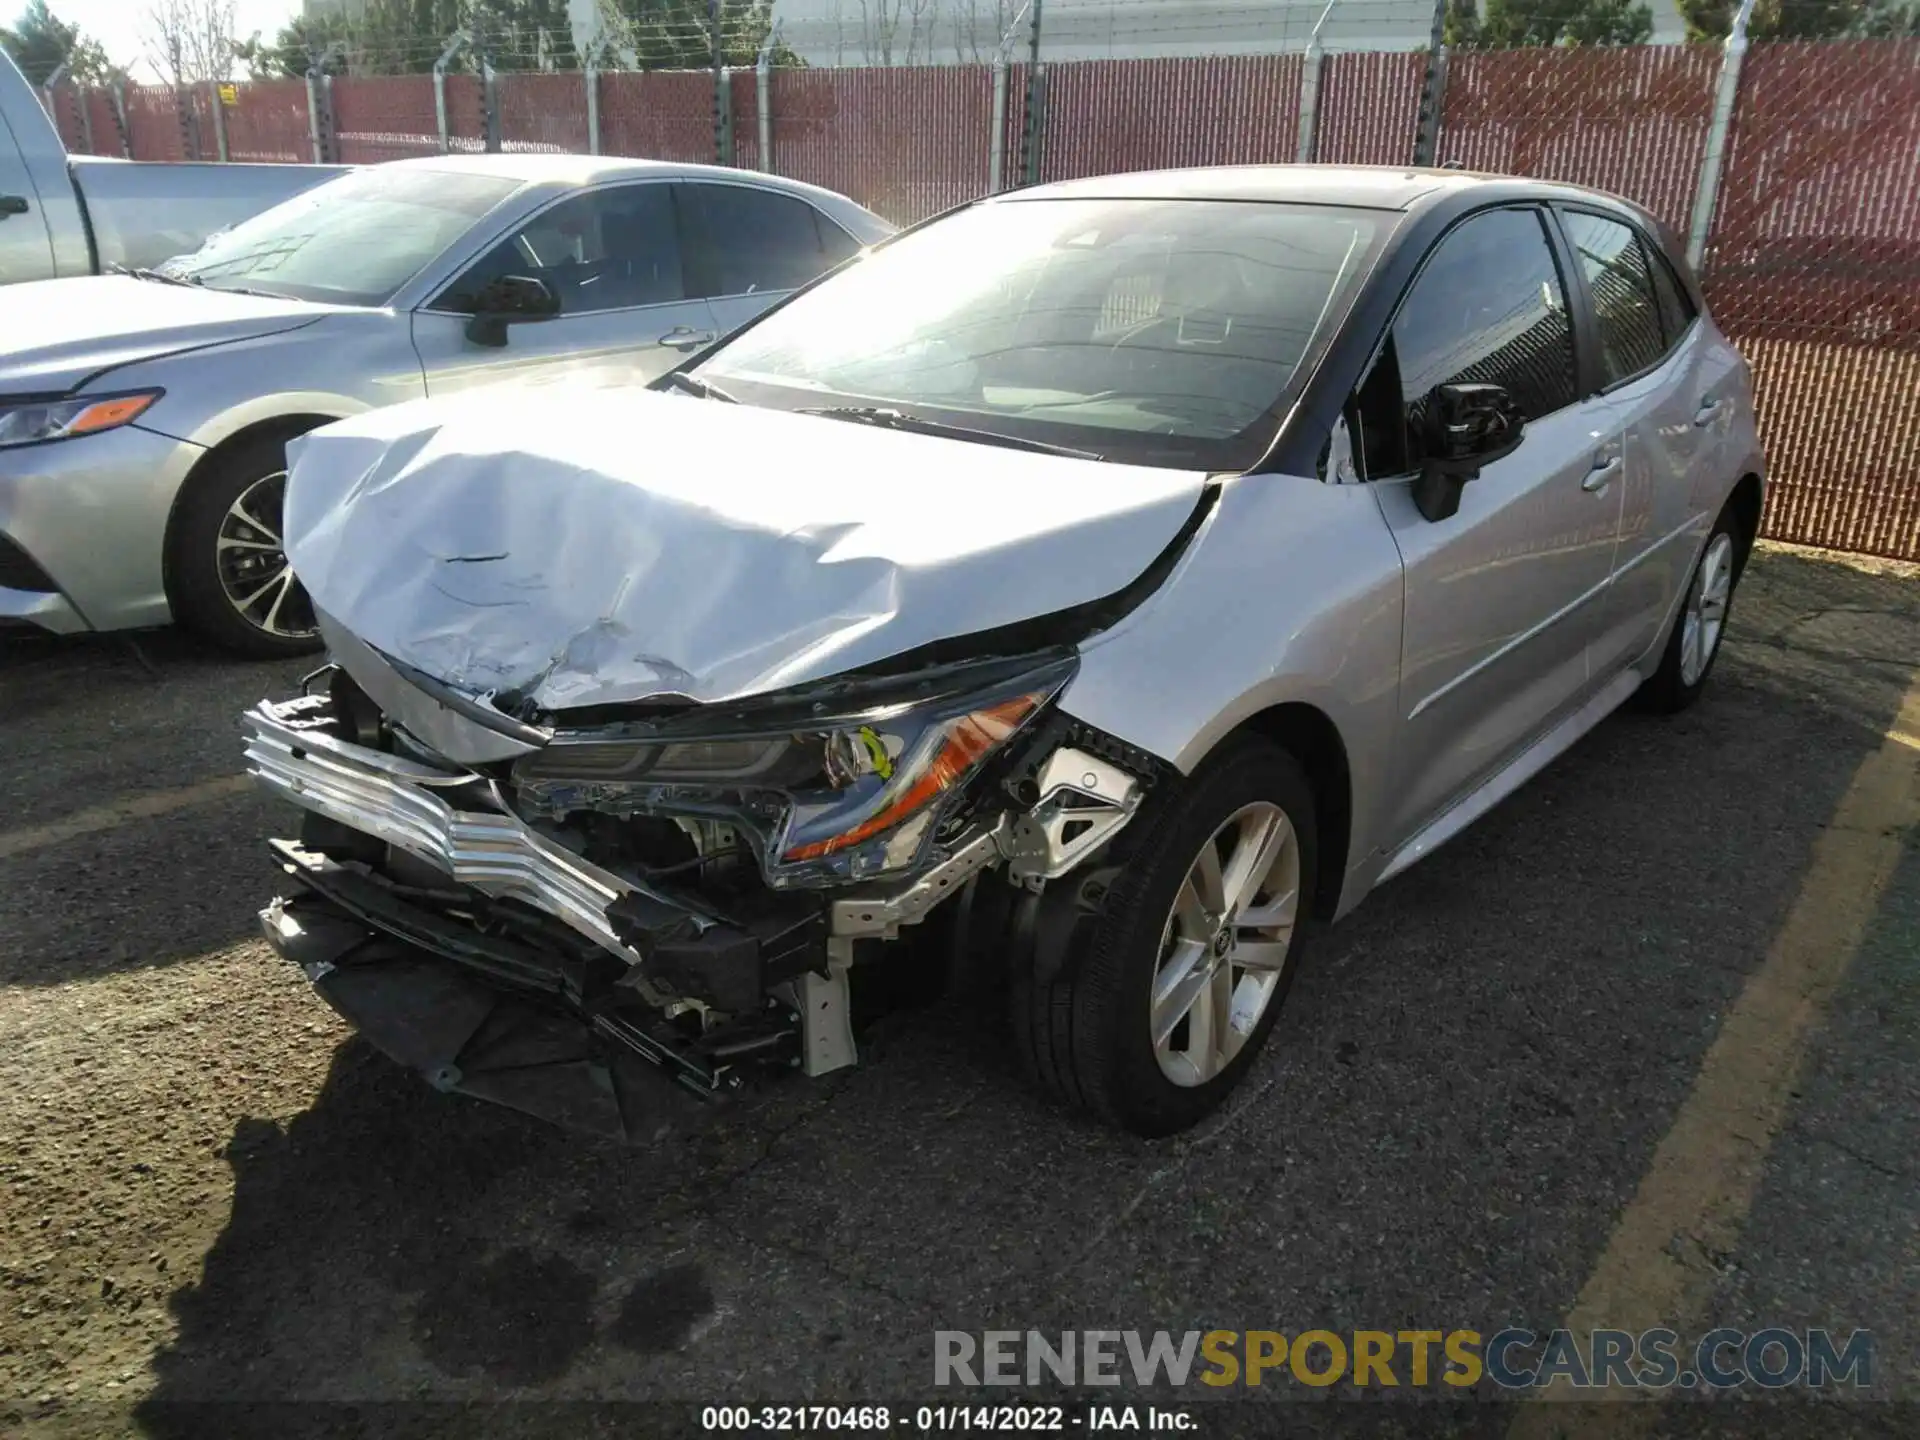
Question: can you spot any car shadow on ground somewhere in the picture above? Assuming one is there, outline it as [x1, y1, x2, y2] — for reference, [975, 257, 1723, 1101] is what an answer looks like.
[122, 547, 1920, 1430]
[0, 626, 317, 987]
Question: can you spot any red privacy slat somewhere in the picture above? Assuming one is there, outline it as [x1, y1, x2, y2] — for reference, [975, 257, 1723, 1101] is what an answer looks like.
[223, 80, 312, 163]
[599, 70, 719, 165]
[1434, 45, 1718, 234]
[330, 75, 461, 162]
[769, 66, 992, 224]
[496, 71, 591, 154]
[1703, 39, 1920, 562]
[121, 85, 197, 161]
[1037, 54, 1304, 182]
[1313, 50, 1423, 166]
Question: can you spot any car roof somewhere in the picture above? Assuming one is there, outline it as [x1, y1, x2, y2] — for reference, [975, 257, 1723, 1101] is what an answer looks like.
[378, 152, 883, 220]
[997, 163, 1626, 214]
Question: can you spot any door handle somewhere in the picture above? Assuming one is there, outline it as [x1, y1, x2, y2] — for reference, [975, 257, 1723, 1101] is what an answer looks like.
[659, 327, 717, 351]
[0, 194, 29, 219]
[1693, 397, 1722, 427]
[1582, 456, 1622, 493]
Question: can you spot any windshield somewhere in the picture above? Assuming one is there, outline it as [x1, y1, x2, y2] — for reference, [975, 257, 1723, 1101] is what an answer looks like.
[692, 197, 1386, 470]
[165, 168, 522, 307]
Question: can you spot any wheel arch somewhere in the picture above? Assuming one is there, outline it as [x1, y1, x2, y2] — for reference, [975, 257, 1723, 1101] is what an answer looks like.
[160, 413, 342, 604]
[1223, 701, 1353, 922]
[1727, 471, 1763, 578]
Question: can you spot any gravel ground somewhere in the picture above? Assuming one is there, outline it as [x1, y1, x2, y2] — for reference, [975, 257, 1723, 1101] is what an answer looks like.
[1, 542, 1915, 1438]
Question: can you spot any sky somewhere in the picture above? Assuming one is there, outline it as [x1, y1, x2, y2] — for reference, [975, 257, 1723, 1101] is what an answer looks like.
[38, 0, 304, 79]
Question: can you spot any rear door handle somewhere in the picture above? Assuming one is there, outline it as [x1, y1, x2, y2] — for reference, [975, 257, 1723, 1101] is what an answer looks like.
[659, 326, 717, 351]
[1582, 455, 1622, 493]
[1693, 397, 1723, 427]
[0, 194, 29, 218]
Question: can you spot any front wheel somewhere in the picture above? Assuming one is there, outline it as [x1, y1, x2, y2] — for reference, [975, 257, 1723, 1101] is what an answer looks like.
[167, 435, 323, 659]
[1010, 736, 1317, 1136]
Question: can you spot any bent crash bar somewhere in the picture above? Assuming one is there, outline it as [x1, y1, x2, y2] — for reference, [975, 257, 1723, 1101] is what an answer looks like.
[242, 696, 702, 966]
[243, 696, 1015, 1077]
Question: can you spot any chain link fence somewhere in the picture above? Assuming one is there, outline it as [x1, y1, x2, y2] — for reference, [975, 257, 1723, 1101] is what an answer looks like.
[36, 35, 1920, 561]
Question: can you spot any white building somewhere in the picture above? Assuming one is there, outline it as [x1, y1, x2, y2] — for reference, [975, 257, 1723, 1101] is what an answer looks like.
[770, 0, 1688, 66]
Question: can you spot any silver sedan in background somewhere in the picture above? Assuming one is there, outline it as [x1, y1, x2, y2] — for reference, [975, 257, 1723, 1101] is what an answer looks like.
[0, 155, 892, 655]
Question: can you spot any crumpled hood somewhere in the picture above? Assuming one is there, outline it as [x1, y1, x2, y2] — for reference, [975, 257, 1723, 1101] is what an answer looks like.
[284, 378, 1208, 714]
[0, 276, 339, 392]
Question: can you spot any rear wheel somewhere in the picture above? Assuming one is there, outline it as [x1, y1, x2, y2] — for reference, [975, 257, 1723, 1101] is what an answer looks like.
[1010, 736, 1316, 1136]
[1638, 506, 1742, 714]
[168, 435, 323, 659]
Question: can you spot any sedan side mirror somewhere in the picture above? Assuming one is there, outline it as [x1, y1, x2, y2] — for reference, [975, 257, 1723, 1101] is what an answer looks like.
[465, 274, 560, 349]
[1411, 382, 1526, 523]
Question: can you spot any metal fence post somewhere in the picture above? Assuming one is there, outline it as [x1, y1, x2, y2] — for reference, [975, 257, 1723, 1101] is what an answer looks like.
[585, 43, 603, 155]
[77, 85, 94, 152]
[1019, 0, 1046, 187]
[207, 79, 229, 161]
[987, 3, 1030, 193]
[1411, 0, 1448, 166]
[175, 85, 201, 161]
[38, 61, 67, 123]
[482, 57, 501, 152]
[710, 0, 726, 166]
[305, 71, 325, 163]
[1296, 0, 1337, 164]
[110, 80, 131, 158]
[1687, 0, 1756, 271]
[755, 21, 782, 172]
[434, 32, 469, 155]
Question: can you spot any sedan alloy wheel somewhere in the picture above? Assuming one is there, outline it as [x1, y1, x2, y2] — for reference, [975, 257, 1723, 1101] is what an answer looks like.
[215, 470, 317, 643]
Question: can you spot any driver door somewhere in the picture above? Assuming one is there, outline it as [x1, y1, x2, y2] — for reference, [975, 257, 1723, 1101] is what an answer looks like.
[410, 181, 720, 395]
[1363, 206, 1628, 850]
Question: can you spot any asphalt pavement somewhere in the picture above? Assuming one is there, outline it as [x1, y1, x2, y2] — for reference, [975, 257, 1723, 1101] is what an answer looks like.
[0, 542, 1915, 1439]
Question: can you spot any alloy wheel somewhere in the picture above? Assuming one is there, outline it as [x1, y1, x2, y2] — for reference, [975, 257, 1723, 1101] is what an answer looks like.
[1679, 532, 1734, 687]
[1149, 800, 1300, 1088]
[215, 470, 317, 642]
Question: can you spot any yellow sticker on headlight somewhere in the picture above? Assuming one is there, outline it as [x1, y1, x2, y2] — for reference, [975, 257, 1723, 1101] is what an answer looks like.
[857, 725, 894, 780]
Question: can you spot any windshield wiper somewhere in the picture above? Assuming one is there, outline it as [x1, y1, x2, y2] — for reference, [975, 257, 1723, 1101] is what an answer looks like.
[107, 263, 201, 287]
[797, 406, 1101, 460]
[660, 371, 739, 403]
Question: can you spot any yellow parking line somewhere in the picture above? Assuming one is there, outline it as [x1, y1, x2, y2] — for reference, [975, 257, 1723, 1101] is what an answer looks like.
[0, 774, 253, 862]
[1509, 670, 1920, 1434]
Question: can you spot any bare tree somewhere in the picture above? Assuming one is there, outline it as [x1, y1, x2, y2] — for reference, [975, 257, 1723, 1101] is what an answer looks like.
[946, 0, 1017, 61]
[858, 0, 937, 63]
[142, 0, 239, 84]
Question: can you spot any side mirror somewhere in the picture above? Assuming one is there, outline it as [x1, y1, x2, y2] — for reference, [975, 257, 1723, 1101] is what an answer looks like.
[464, 274, 560, 348]
[1410, 382, 1526, 523]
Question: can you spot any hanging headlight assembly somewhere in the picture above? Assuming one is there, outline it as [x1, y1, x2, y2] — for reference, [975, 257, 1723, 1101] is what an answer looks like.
[513, 651, 1078, 886]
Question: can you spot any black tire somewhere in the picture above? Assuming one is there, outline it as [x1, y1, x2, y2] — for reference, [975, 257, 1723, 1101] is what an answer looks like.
[1636, 503, 1744, 715]
[167, 434, 324, 659]
[1009, 735, 1318, 1137]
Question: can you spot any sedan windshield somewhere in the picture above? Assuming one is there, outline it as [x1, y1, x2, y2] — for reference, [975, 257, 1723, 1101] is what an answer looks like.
[693, 197, 1385, 470]
[165, 168, 522, 307]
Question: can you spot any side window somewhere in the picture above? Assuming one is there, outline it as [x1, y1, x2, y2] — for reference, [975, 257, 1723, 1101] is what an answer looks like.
[435, 183, 683, 316]
[1387, 207, 1577, 472]
[1561, 211, 1666, 385]
[1642, 237, 1697, 347]
[816, 212, 863, 269]
[684, 184, 838, 296]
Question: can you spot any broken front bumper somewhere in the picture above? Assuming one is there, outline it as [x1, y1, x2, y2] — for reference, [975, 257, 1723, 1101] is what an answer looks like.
[262, 875, 719, 1145]
[243, 693, 1023, 1118]
[243, 695, 687, 966]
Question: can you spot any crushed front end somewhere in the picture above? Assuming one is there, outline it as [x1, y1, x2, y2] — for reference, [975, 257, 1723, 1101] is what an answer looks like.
[245, 639, 1152, 1143]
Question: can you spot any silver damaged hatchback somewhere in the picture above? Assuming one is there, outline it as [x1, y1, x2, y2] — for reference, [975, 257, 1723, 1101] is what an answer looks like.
[245, 166, 1765, 1142]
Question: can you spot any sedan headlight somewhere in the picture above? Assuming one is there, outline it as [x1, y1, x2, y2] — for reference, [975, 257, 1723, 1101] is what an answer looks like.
[0, 391, 161, 449]
[515, 652, 1077, 886]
